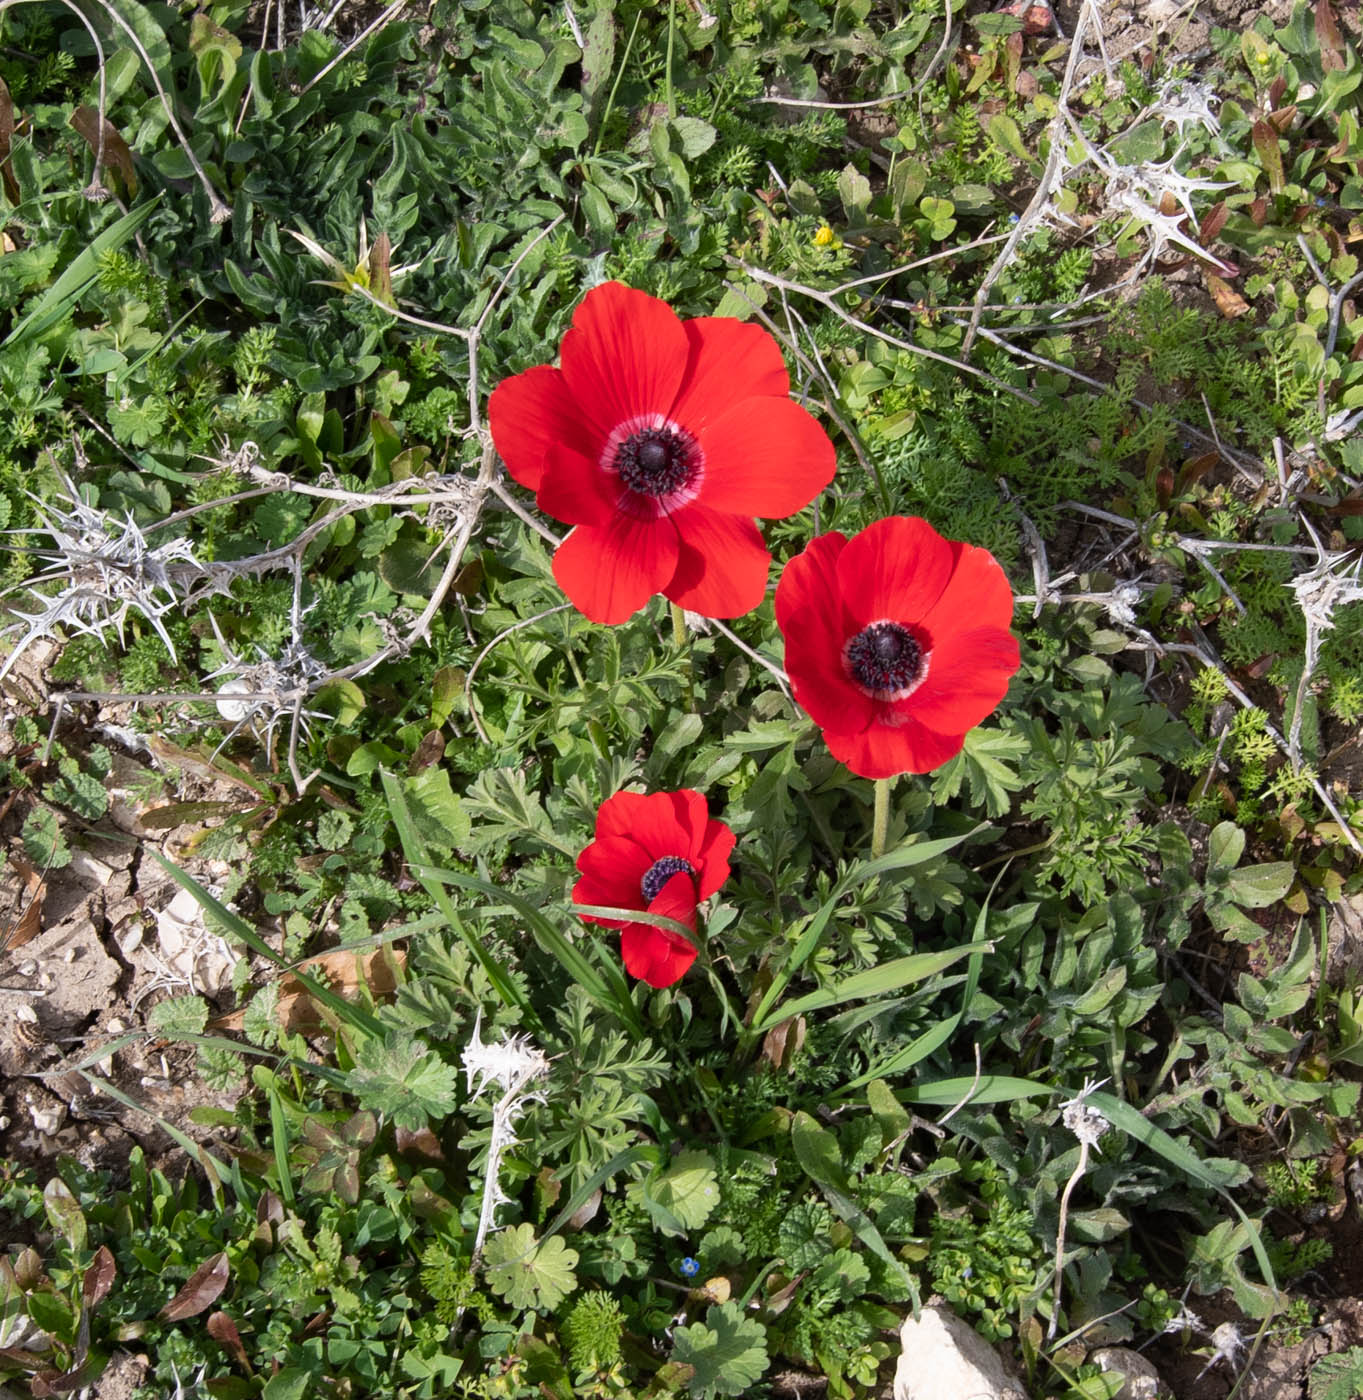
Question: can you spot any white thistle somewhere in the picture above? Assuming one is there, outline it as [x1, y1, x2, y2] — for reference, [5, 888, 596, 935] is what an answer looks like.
[1104, 582, 1143, 629]
[1195, 1321, 1246, 1381]
[1286, 521, 1363, 765]
[1156, 79, 1221, 137]
[463, 1012, 550, 1262]
[1049, 1077, 1111, 1340]
[0, 477, 205, 684]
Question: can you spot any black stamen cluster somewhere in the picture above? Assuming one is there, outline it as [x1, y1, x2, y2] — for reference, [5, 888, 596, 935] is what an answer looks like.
[846, 621, 923, 694]
[615, 427, 692, 497]
[640, 855, 696, 902]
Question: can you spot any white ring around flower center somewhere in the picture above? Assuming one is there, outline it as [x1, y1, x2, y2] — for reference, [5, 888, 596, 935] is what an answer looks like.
[600, 413, 705, 517]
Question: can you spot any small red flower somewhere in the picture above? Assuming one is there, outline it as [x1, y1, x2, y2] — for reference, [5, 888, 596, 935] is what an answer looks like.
[775, 516, 1020, 779]
[572, 789, 735, 988]
[489, 282, 836, 624]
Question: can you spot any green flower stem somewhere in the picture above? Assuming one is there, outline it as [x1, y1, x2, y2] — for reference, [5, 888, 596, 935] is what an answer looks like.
[871, 776, 893, 859]
[670, 601, 694, 709]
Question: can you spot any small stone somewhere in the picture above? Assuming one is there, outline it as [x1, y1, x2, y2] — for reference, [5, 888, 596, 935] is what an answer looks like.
[30, 1102, 66, 1136]
[107, 1018, 127, 1034]
[1091, 1346, 1167, 1399]
[894, 1305, 1026, 1400]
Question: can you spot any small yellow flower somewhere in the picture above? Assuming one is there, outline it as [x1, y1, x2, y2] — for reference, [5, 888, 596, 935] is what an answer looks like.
[813, 224, 836, 247]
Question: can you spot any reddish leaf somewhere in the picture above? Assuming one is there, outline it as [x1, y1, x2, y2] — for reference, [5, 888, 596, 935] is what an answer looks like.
[1179, 452, 1220, 491]
[159, 1252, 229, 1321]
[1317, 0, 1346, 70]
[68, 107, 137, 195]
[1249, 196, 1269, 227]
[1268, 104, 1299, 133]
[13, 1248, 42, 1290]
[567, 1188, 602, 1232]
[1252, 121, 1285, 192]
[1268, 75, 1288, 109]
[0, 76, 19, 205]
[82, 1247, 115, 1310]
[206, 1311, 250, 1370]
[1155, 468, 1175, 509]
[394, 1124, 445, 1161]
[1199, 199, 1228, 244]
[407, 729, 445, 775]
[1327, 493, 1363, 515]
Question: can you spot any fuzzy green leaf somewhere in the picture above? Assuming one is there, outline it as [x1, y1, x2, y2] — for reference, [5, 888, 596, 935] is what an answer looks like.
[482, 1224, 578, 1312]
[671, 1302, 768, 1397]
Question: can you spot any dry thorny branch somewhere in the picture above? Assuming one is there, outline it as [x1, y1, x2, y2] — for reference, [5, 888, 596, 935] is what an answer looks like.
[0, 220, 562, 790]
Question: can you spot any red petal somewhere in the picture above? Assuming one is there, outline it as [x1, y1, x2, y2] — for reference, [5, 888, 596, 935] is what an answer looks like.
[784, 627, 875, 734]
[826, 715, 966, 778]
[837, 516, 956, 628]
[573, 836, 650, 924]
[553, 513, 679, 624]
[488, 366, 596, 492]
[775, 532, 846, 635]
[897, 628, 1020, 733]
[558, 283, 688, 443]
[918, 542, 1017, 638]
[665, 505, 770, 618]
[596, 790, 694, 862]
[537, 445, 617, 526]
[695, 398, 836, 518]
[694, 818, 736, 900]
[670, 317, 789, 433]
[621, 871, 698, 987]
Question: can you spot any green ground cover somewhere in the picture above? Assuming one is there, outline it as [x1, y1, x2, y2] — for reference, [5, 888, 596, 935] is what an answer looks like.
[2, 0, 1363, 1396]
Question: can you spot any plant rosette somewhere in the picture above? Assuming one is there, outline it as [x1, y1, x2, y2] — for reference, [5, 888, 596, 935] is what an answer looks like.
[488, 281, 836, 623]
[572, 788, 735, 987]
[775, 515, 1020, 779]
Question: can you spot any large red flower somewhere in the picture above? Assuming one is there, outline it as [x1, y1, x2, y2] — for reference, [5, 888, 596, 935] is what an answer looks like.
[775, 516, 1020, 779]
[572, 789, 735, 988]
[488, 282, 836, 624]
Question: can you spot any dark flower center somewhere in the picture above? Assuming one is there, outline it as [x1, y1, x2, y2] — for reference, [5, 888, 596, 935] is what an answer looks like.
[640, 855, 696, 903]
[614, 426, 695, 498]
[845, 621, 924, 695]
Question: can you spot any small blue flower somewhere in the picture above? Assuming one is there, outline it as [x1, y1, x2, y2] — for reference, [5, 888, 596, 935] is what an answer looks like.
[680, 1256, 700, 1278]
[1316, 197, 1328, 207]
[1008, 213, 1019, 224]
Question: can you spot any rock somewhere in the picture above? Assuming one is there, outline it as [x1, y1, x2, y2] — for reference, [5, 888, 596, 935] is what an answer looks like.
[1326, 893, 1363, 985]
[1091, 1346, 1168, 1399]
[894, 1305, 1026, 1400]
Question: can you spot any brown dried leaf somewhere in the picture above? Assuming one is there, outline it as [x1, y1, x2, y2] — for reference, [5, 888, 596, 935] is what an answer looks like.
[1, 853, 44, 953]
[214, 947, 405, 1033]
[159, 1251, 229, 1321]
[368, 230, 393, 306]
[760, 1015, 806, 1071]
[394, 1124, 445, 1161]
[1207, 273, 1251, 319]
[68, 107, 137, 195]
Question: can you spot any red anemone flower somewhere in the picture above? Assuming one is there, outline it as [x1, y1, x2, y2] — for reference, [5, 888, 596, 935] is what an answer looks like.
[775, 516, 1020, 779]
[488, 282, 836, 624]
[572, 789, 735, 988]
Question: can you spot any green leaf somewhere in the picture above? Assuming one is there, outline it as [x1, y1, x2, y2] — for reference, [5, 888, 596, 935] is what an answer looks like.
[671, 1301, 769, 1397]
[44, 767, 109, 820]
[671, 116, 717, 158]
[348, 1031, 460, 1132]
[837, 162, 872, 221]
[401, 768, 471, 852]
[1310, 1347, 1363, 1400]
[1225, 862, 1294, 909]
[482, 1224, 579, 1312]
[754, 944, 983, 1031]
[1208, 821, 1245, 871]
[43, 1177, 87, 1252]
[147, 994, 210, 1040]
[22, 805, 70, 870]
[645, 1150, 720, 1232]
